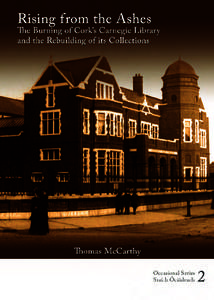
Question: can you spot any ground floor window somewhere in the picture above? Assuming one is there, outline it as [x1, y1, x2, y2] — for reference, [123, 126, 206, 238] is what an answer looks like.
[31, 172, 44, 182]
[200, 157, 207, 181]
[184, 166, 193, 182]
[95, 149, 124, 183]
[40, 148, 61, 161]
[195, 167, 200, 178]
[56, 172, 70, 182]
[109, 151, 124, 181]
[31, 171, 69, 183]
[83, 148, 90, 183]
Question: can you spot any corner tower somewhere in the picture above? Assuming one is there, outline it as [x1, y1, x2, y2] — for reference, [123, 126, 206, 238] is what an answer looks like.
[159, 59, 209, 184]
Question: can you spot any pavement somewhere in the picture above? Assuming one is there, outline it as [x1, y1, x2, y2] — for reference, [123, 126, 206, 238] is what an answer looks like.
[0, 203, 214, 232]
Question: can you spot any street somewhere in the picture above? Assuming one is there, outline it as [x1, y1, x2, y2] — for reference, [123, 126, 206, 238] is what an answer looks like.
[1, 214, 214, 259]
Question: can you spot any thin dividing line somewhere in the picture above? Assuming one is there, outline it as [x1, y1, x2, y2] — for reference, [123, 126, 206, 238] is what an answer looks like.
[49, 219, 84, 229]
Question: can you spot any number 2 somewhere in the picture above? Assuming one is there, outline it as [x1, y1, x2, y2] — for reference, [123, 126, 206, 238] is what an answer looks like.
[198, 271, 205, 282]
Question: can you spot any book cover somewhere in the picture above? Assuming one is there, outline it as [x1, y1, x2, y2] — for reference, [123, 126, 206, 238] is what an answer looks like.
[0, 1, 213, 299]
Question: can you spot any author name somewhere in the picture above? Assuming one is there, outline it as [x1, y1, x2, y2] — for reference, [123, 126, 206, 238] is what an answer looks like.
[74, 247, 141, 257]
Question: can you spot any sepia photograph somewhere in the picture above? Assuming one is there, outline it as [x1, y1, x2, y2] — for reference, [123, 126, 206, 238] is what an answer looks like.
[0, 1, 214, 298]
[0, 54, 213, 259]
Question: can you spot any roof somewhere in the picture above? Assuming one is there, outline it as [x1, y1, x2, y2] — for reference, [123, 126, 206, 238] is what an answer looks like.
[0, 117, 24, 128]
[121, 87, 162, 106]
[0, 116, 24, 136]
[0, 96, 24, 116]
[164, 59, 197, 77]
[54, 56, 102, 86]
[34, 56, 114, 89]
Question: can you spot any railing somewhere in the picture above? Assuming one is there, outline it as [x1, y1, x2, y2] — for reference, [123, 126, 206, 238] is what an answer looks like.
[0, 188, 213, 217]
[125, 176, 210, 193]
[0, 175, 212, 196]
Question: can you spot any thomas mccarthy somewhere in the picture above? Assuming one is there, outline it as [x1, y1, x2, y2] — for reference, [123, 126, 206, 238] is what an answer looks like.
[74, 247, 141, 256]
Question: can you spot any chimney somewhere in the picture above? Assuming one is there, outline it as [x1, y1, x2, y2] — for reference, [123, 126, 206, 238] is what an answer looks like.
[133, 73, 143, 95]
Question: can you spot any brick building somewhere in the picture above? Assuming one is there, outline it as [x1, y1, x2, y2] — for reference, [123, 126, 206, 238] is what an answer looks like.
[22, 56, 209, 195]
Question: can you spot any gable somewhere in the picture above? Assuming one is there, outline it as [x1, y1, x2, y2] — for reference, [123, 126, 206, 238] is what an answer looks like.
[96, 57, 112, 73]
[35, 65, 68, 87]
[55, 56, 101, 86]
[32, 56, 117, 91]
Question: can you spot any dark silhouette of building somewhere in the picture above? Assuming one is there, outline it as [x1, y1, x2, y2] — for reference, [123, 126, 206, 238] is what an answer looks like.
[0, 96, 24, 193]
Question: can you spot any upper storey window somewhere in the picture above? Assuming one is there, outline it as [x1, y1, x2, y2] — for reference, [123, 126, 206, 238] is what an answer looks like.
[94, 111, 123, 137]
[40, 109, 61, 136]
[128, 119, 137, 138]
[183, 119, 192, 143]
[200, 129, 207, 148]
[96, 112, 106, 135]
[109, 113, 123, 137]
[195, 120, 199, 143]
[96, 81, 114, 100]
[83, 109, 90, 135]
[46, 85, 55, 107]
[141, 121, 151, 136]
[151, 124, 159, 139]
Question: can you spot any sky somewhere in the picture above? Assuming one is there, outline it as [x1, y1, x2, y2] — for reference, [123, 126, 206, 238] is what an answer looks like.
[0, 2, 214, 160]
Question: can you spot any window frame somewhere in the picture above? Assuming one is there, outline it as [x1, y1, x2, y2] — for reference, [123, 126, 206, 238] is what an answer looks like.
[115, 114, 123, 137]
[94, 111, 123, 137]
[151, 124, 159, 139]
[184, 166, 193, 182]
[195, 119, 199, 143]
[40, 109, 61, 136]
[109, 113, 115, 136]
[95, 112, 107, 136]
[46, 85, 55, 108]
[195, 166, 200, 178]
[31, 172, 44, 182]
[94, 149, 124, 183]
[200, 157, 207, 181]
[200, 129, 206, 148]
[141, 121, 151, 137]
[83, 148, 90, 183]
[96, 80, 114, 100]
[128, 119, 137, 138]
[109, 112, 123, 137]
[83, 109, 90, 135]
[183, 119, 192, 143]
[56, 172, 70, 182]
[40, 148, 61, 161]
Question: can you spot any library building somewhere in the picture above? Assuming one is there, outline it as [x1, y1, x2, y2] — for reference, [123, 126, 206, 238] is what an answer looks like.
[0, 56, 210, 195]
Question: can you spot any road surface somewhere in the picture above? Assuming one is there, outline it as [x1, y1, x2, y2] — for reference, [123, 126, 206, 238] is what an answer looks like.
[1, 215, 214, 259]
